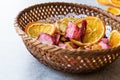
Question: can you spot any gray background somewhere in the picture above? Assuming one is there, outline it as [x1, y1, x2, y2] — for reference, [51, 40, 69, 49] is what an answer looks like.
[0, 0, 120, 80]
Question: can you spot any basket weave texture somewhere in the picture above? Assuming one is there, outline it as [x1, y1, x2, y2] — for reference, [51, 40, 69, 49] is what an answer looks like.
[15, 2, 120, 73]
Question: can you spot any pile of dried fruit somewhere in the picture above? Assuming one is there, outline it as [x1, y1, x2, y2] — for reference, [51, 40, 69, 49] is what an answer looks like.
[97, 0, 120, 15]
[25, 16, 120, 51]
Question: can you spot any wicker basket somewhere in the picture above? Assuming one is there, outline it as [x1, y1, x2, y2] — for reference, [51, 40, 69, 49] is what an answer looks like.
[14, 2, 120, 73]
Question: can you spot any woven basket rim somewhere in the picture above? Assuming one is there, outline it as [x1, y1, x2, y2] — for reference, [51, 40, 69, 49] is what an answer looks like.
[14, 2, 120, 56]
[16, 2, 120, 23]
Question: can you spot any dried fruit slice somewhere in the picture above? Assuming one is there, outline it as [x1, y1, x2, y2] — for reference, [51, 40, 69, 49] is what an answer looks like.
[58, 43, 66, 49]
[37, 33, 55, 45]
[80, 20, 87, 42]
[91, 44, 102, 50]
[106, 7, 120, 15]
[101, 38, 109, 44]
[98, 41, 109, 49]
[55, 17, 75, 35]
[65, 22, 82, 39]
[65, 42, 78, 49]
[55, 34, 61, 44]
[25, 22, 56, 38]
[60, 36, 69, 42]
[97, 0, 110, 5]
[109, 30, 120, 47]
[109, 0, 120, 8]
[72, 16, 106, 46]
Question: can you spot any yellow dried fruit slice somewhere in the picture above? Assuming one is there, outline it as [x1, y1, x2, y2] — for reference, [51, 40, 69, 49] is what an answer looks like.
[106, 7, 120, 15]
[91, 44, 102, 50]
[109, 30, 120, 47]
[109, 0, 120, 8]
[97, 0, 110, 5]
[25, 22, 56, 38]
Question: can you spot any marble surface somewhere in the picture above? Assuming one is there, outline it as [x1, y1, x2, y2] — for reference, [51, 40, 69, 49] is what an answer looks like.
[0, 0, 120, 80]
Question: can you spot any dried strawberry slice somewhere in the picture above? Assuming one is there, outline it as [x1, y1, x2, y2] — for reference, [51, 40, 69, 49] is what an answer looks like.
[65, 21, 82, 39]
[37, 33, 55, 45]
[55, 34, 61, 44]
[80, 20, 87, 42]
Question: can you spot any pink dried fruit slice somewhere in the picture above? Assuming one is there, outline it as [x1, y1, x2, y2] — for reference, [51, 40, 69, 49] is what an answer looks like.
[55, 17, 75, 35]
[65, 21, 82, 39]
[101, 38, 109, 44]
[37, 33, 55, 45]
[98, 41, 109, 49]
[58, 43, 66, 49]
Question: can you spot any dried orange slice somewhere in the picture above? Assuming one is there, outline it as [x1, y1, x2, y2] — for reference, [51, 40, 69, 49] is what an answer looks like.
[109, 0, 120, 8]
[55, 17, 75, 35]
[71, 16, 106, 46]
[106, 7, 120, 15]
[25, 22, 56, 38]
[97, 0, 110, 5]
[109, 30, 120, 47]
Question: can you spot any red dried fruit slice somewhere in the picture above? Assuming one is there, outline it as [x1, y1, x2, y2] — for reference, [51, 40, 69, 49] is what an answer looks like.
[37, 33, 55, 45]
[55, 34, 61, 45]
[80, 20, 87, 42]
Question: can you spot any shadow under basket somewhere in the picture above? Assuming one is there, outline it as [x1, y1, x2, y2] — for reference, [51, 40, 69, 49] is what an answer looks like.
[14, 2, 120, 73]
